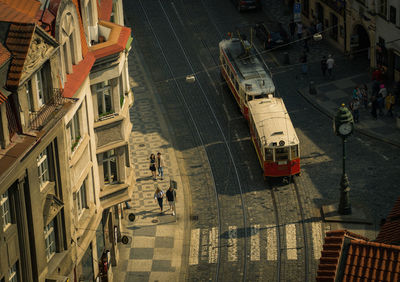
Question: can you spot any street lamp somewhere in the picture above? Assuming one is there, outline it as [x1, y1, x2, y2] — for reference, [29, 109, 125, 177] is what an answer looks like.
[333, 104, 354, 215]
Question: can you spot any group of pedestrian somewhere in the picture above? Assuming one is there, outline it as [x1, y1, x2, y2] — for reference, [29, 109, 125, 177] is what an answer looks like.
[348, 85, 367, 123]
[370, 71, 396, 119]
[154, 186, 176, 216]
[149, 152, 164, 180]
[149, 152, 177, 215]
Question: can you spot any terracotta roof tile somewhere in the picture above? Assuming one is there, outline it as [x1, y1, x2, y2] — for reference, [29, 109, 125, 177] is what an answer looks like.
[5, 23, 35, 89]
[97, 0, 112, 21]
[0, 0, 40, 23]
[63, 52, 95, 98]
[0, 90, 7, 105]
[0, 43, 11, 67]
[376, 197, 400, 245]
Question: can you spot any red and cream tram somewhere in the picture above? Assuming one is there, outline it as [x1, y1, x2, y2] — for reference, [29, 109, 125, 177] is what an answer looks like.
[248, 96, 300, 178]
[219, 36, 275, 120]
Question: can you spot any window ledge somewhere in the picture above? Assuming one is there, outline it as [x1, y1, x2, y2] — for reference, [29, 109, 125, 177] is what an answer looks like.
[75, 207, 94, 239]
[70, 134, 90, 167]
[47, 250, 69, 275]
[94, 114, 123, 129]
[40, 181, 55, 194]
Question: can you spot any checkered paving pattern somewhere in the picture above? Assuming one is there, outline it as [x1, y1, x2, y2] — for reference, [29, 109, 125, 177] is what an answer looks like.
[112, 49, 183, 282]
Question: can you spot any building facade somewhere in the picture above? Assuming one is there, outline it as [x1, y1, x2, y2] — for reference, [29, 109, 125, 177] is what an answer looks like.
[373, 0, 400, 81]
[0, 0, 133, 281]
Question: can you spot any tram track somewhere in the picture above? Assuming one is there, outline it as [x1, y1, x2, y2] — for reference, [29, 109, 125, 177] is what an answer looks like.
[137, 0, 249, 281]
[131, 0, 316, 280]
[177, 1, 314, 281]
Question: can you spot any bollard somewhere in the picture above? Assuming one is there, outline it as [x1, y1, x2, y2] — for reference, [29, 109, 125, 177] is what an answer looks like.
[284, 52, 290, 65]
[309, 81, 317, 95]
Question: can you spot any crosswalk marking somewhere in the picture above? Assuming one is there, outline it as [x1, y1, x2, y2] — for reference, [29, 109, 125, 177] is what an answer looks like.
[189, 223, 320, 265]
[228, 226, 238, 262]
[189, 228, 200, 265]
[250, 224, 260, 261]
[208, 227, 218, 263]
[266, 224, 277, 261]
[286, 224, 297, 260]
[312, 222, 323, 260]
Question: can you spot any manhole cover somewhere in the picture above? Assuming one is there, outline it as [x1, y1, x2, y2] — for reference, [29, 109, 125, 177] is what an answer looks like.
[191, 215, 198, 221]
[152, 219, 158, 223]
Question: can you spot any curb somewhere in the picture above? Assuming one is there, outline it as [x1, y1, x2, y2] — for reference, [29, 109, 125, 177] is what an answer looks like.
[297, 89, 400, 148]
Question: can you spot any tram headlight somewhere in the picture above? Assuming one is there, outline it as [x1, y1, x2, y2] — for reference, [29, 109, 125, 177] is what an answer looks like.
[279, 140, 285, 146]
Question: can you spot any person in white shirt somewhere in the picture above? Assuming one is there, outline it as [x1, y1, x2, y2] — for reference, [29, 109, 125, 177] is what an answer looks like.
[326, 55, 335, 79]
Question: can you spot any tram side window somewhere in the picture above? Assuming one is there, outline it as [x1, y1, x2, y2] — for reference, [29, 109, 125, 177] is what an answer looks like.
[265, 148, 273, 161]
[275, 147, 289, 160]
[230, 72, 235, 83]
[290, 145, 298, 159]
[235, 81, 239, 91]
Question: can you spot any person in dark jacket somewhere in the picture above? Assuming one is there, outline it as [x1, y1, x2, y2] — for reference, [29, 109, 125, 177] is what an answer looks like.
[166, 186, 176, 216]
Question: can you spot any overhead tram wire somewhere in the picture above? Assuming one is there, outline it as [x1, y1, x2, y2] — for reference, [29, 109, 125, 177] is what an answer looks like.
[156, 1, 249, 281]
[150, 23, 357, 85]
[136, 2, 223, 281]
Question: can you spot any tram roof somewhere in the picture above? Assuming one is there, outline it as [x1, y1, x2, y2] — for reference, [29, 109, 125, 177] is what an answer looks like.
[248, 97, 299, 147]
[219, 38, 275, 95]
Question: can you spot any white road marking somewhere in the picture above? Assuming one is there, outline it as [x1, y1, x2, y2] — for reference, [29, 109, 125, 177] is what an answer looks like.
[312, 222, 323, 260]
[250, 224, 260, 261]
[189, 228, 200, 265]
[266, 224, 277, 261]
[228, 226, 238, 262]
[200, 229, 208, 261]
[209, 227, 218, 263]
[382, 154, 389, 160]
[286, 224, 297, 260]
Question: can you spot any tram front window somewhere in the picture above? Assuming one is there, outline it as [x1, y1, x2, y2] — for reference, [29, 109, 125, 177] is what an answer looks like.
[265, 148, 273, 161]
[275, 147, 289, 160]
[290, 145, 298, 159]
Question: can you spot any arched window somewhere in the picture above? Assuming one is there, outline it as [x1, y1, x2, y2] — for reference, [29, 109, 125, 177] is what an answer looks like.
[60, 9, 82, 74]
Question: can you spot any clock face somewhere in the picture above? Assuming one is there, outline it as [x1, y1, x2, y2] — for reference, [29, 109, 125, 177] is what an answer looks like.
[338, 123, 352, 135]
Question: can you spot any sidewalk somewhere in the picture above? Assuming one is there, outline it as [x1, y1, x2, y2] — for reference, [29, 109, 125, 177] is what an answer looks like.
[298, 73, 400, 148]
[112, 47, 188, 282]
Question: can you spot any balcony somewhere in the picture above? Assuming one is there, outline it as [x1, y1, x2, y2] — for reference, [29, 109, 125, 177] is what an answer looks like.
[88, 20, 132, 61]
[29, 88, 66, 130]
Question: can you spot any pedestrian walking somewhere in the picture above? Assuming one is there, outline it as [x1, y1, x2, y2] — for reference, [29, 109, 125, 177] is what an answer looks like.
[379, 84, 387, 99]
[156, 152, 164, 180]
[149, 153, 157, 180]
[289, 21, 296, 39]
[386, 92, 396, 117]
[166, 186, 176, 216]
[320, 56, 327, 77]
[371, 95, 378, 119]
[154, 187, 164, 213]
[326, 55, 335, 79]
[349, 97, 360, 123]
[296, 22, 303, 39]
[372, 68, 382, 82]
[360, 84, 369, 109]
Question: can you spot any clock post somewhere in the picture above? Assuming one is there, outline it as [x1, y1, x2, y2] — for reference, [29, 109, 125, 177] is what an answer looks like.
[334, 104, 354, 215]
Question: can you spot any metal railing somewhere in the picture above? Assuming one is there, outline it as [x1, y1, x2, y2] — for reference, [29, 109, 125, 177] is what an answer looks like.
[29, 88, 65, 130]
